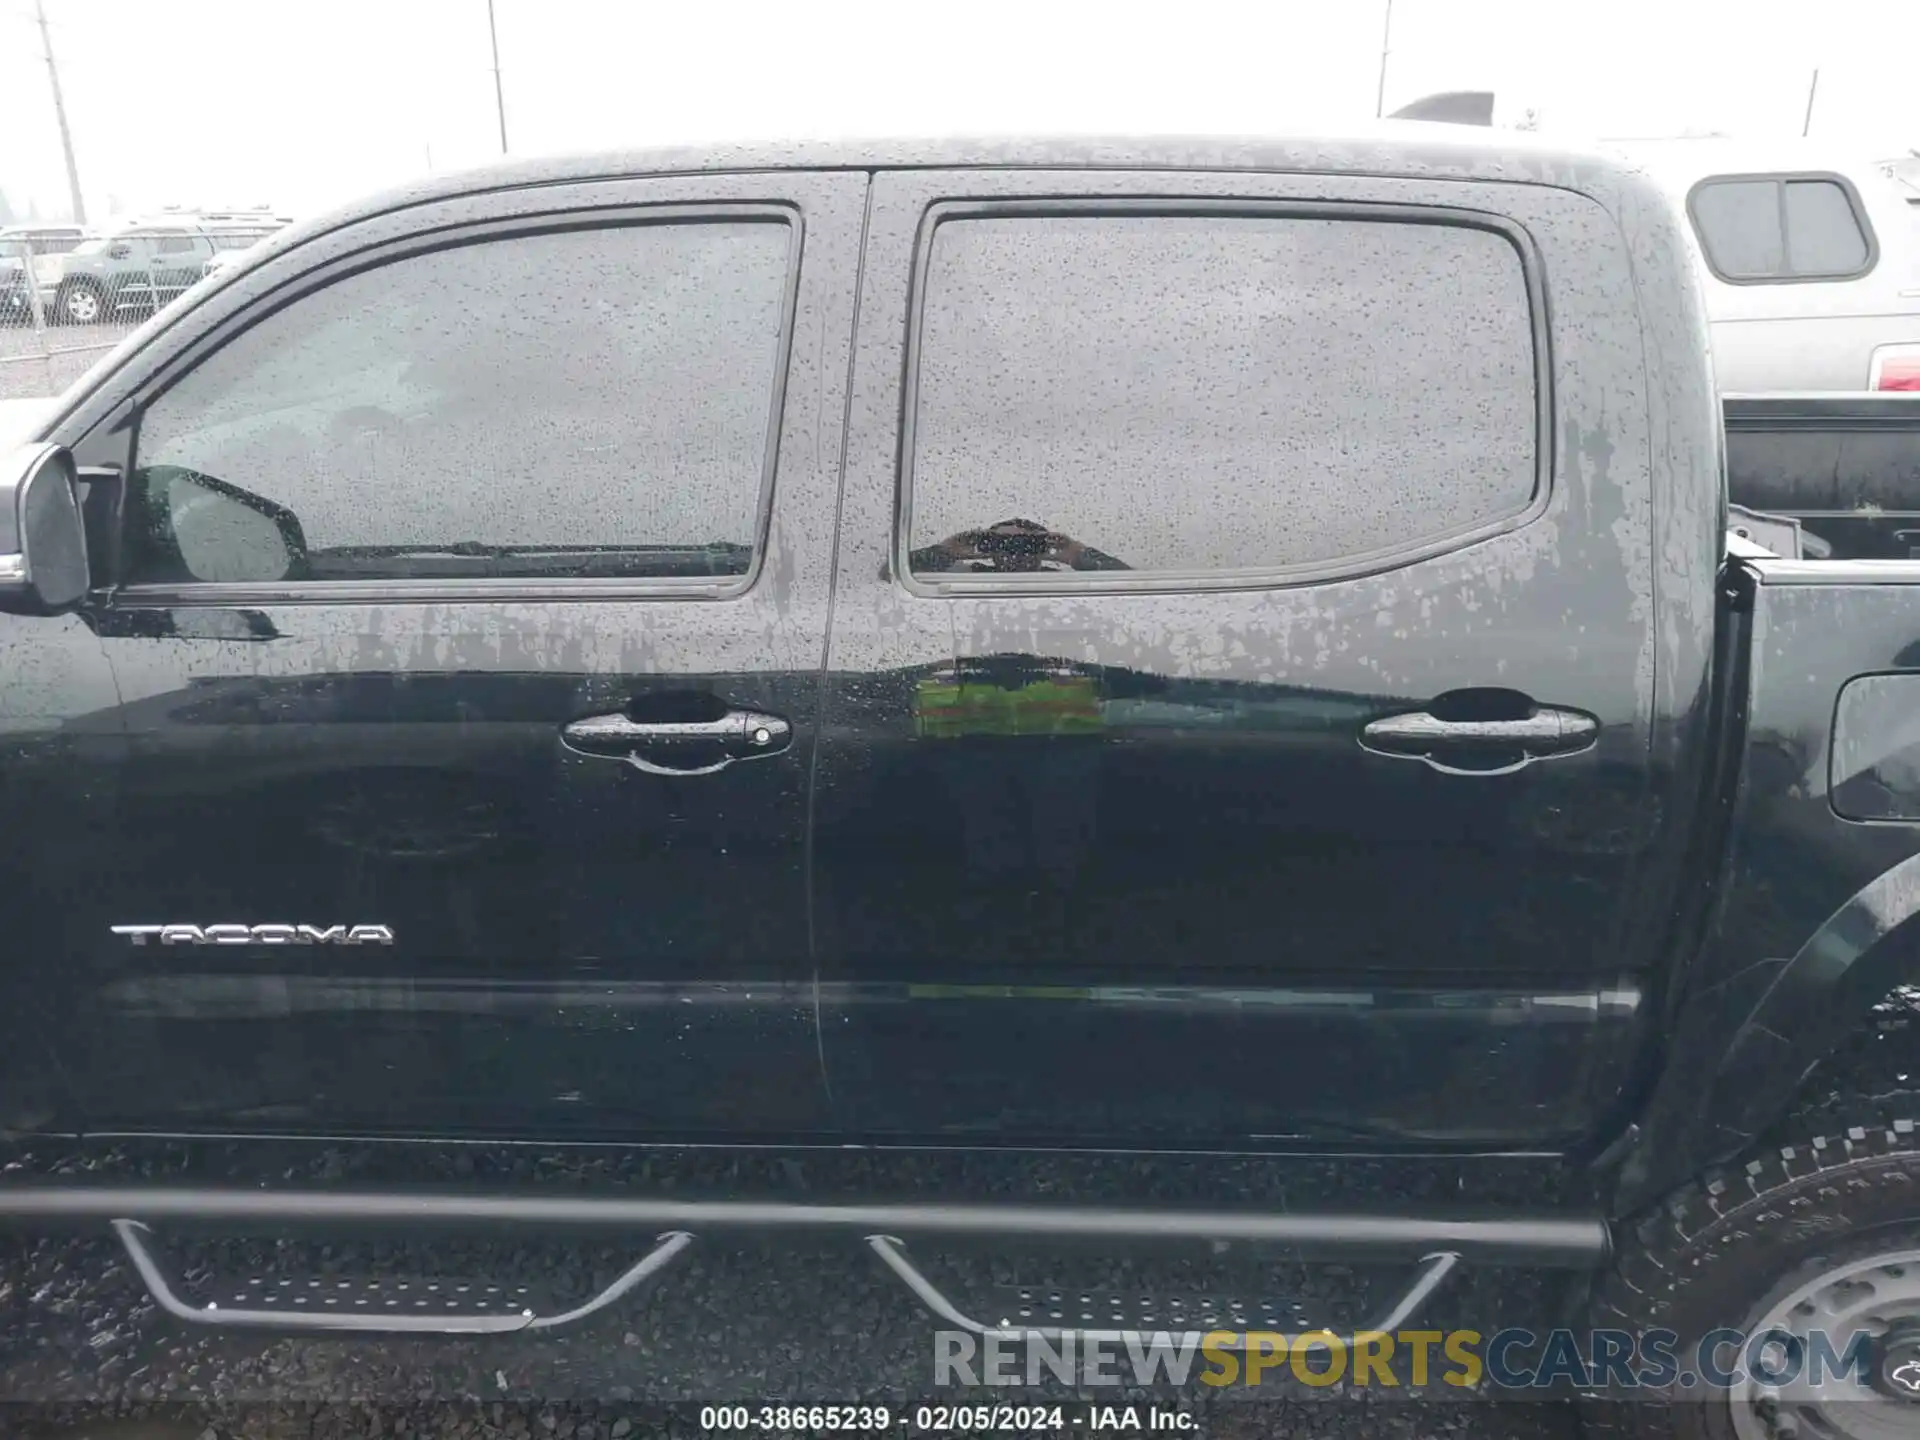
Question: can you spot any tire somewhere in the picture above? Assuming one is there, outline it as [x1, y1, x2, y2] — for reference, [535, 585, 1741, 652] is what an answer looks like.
[1581, 1098, 1920, 1439]
[57, 280, 103, 326]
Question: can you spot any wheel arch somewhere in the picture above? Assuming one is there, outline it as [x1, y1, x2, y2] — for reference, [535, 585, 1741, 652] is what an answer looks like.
[1616, 850, 1920, 1212]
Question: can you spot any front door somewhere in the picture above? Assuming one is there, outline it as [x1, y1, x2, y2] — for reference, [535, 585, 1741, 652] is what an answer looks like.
[54, 170, 865, 1140]
[813, 167, 1663, 1148]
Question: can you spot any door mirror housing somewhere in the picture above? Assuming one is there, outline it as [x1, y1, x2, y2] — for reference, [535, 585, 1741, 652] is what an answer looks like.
[0, 443, 90, 614]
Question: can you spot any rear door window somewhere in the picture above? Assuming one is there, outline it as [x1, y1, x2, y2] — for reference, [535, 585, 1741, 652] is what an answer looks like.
[904, 209, 1540, 583]
[1690, 174, 1876, 281]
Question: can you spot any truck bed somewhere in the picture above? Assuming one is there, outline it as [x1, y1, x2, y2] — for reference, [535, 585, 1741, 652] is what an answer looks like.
[1725, 392, 1920, 559]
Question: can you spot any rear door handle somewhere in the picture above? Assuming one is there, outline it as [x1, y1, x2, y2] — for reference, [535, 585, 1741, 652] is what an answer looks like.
[562, 708, 792, 776]
[1359, 701, 1598, 777]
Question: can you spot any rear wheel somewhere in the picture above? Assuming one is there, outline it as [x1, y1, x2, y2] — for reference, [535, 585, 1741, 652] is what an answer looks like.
[58, 280, 103, 326]
[1582, 1102, 1920, 1439]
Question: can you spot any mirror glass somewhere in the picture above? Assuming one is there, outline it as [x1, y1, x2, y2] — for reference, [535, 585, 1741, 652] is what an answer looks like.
[168, 473, 292, 583]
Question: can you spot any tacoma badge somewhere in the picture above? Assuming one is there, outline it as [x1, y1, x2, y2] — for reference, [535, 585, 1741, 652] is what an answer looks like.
[110, 924, 395, 946]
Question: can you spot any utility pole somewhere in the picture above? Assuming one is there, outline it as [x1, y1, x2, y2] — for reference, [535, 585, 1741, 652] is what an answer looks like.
[487, 0, 509, 154]
[1801, 68, 1820, 137]
[34, 0, 86, 224]
[1374, 0, 1394, 118]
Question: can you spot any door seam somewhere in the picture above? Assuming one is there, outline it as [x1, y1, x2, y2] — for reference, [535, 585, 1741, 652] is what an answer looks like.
[804, 170, 876, 1115]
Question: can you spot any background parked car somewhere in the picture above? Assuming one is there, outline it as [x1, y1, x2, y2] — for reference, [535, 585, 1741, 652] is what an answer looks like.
[1388, 100, 1920, 393]
[195, 236, 269, 287]
[0, 224, 93, 326]
[0, 255, 32, 325]
[46, 211, 290, 325]
[1614, 138, 1920, 391]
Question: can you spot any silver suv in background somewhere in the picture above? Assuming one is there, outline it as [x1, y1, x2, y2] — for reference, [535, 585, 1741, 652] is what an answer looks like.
[45, 210, 291, 325]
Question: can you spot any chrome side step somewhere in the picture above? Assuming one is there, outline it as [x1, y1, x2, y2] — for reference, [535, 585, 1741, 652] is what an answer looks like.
[112, 1219, 693, 1335]
[868, 1235, 1459, 1351]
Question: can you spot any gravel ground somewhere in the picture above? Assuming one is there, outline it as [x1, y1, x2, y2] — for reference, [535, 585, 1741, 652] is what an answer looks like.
[0, 1141, 1591, 1440]
[0, 322, 139, 400]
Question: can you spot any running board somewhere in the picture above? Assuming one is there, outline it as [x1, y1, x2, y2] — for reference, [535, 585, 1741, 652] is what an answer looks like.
[0, 1188, 1606, 1339]
[112, 1219, 693, 1335]
[0, 1188, 1609, 1264]
[869, 1235, 1459, 1351]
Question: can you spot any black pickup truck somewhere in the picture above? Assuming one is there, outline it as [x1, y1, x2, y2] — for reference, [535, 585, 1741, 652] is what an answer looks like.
[1, 133, 1919, 1437]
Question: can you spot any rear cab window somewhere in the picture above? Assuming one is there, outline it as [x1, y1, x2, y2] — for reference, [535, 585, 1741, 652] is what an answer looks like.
[902, 205, 1543, 587]
[1688, 172, 1877, 282]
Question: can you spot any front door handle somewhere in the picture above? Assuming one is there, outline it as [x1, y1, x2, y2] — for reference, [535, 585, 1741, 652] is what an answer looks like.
[562, 707, 792, 776]
[1359, 696, 1598, 777]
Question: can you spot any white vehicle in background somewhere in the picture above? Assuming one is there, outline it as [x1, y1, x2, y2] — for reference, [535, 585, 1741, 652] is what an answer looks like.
[0, 224, 92, 286]
[0, 224, 93, 325]
[1387, 99, 1920, 393]
[1602, 139, 1920, 391]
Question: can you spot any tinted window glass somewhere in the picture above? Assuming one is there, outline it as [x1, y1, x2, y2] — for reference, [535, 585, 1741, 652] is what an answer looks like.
[1691, 180, 1786, 278]
[153, 234, 198, 254]
[907, 213, 1537, 578]
[1692, 175, 1872, 280]
[1786, 179, 1870, 273]
[130, 220, 791, 585]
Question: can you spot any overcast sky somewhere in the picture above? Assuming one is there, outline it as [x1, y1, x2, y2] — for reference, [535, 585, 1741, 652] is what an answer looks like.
[1, 0, 1916, 223]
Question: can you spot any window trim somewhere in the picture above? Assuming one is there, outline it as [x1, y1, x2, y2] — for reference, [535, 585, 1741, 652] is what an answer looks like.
[114, 202, 803, 606]
[893, 197, 1554, 598]
[1685, 171, 1880, 286]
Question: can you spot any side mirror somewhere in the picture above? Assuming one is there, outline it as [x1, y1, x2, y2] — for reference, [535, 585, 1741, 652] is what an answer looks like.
[148, 466, 306, 584]
[0, 444, 90, 615]
[107, 244, 130, 260]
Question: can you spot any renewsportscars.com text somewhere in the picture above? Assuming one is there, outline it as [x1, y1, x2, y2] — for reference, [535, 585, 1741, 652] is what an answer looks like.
[934, 1326, 1876, 1391]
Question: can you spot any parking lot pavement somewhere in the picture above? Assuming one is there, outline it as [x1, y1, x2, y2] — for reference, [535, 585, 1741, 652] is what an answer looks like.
[0, 322, 140, 402]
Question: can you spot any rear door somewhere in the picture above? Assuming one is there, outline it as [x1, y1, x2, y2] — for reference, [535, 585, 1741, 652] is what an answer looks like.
[149, 232, 214, 306]
[108, 234, 167, 315]
[814, 168, 1661, 1148]
[53, 170, 864, 1140]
